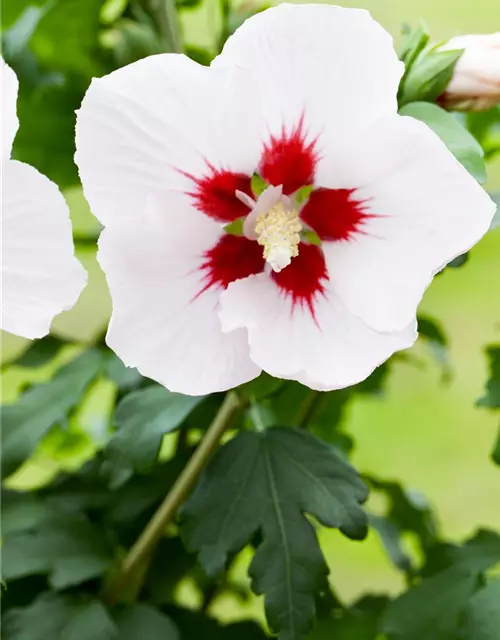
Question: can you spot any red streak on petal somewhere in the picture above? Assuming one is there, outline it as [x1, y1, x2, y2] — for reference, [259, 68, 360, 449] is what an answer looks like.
[199, 234, 265, 293]
[259, 116, 317, 195]
[300, 188, 372, 241]
[272, 242, 328, 319]
[185, 165, 253, 222]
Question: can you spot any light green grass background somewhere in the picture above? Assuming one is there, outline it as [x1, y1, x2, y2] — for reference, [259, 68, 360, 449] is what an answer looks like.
[2, 0, 499, 620]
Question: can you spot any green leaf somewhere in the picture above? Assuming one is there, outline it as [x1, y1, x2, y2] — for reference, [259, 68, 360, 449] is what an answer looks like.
[1, 4, 50, 59]
[463, 580, 500, 640]
[3, 594, 117, 640]
[1, 491, 55, 536]
[185, 45, 213, 66]
[370, 515, 413, 574]
[398, 21, 430, 68]
[105, 353, 142, 392]
[107, 386, 204, 470]
[445, 529, 500, 574]
[2, 508, 114, 588]
[182, 427, 368, 640]
[311, 595, 388, 640]
[114, 604, 179, 640]
[1, 350, 103, 479]
[399, 102, 487, 182]
[467, 107, 500, 160]
[417, 315, 451, 379]
[477, 346, 500, 409]
[399, 47, 463, 106]
[382, 567, 479, 640]
[368, 477, 439, 553]
[30, 0, 105, 77]
[3, 593, 76, 640]
[489, 193, 500, 231]
[491, 424, 500, 467]
[7, 335, 66, 369]
[60, 601, 117, 640]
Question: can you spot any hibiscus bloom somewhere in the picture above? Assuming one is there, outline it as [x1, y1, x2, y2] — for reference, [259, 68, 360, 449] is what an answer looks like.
[75, 4, 495, 395]
[2, 58, 86, 339]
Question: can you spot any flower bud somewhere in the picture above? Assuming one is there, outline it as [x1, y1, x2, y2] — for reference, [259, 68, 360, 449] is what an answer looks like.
[440, 33, 500, 111]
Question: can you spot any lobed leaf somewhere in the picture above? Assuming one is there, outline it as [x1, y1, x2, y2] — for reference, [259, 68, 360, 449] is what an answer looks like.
[182, 427, 368, 640]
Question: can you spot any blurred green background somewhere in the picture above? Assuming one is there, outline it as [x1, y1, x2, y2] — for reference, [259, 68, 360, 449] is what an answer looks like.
[2, 0, 499, 624]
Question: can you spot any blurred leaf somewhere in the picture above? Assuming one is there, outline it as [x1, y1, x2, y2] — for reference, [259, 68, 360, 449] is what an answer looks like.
[1, 0, 48, 30]
[31, 0, 105, 77]
[2, 491, 55, 536]
[100, 0, 128, 24]
[182, 427, 368, 640]
[444, 529, 500, 574]
[113, 604, 179, 640]
[398, 21, 429, 68]
[3, 593, 77, 640]
[467, 107, 500, 160]
[12, 73, 86, 187]
[240, 372, 284, 402]
[105, 353, 143, 392]
[446, 252, 469, 269]
[3, 595, 178, 640]
[1, 350, 103, 479]
[311, 595, 388, 640]
[417, 315, 451, 379]
[106, 387, 204, 470]
[368, 477, 439, 553]
[165, 606, 268, 639]
[490, 193, 500, 231]
[3, 335, 66, 369]
[462, 580, 500, 640]
[399, 102, 487, 182]
[101, 18, 163, 67]
[491, 424, 500, 467]
[370, 515, 413, 574]
[145, 538, 197, 604]
[399, 46, 463, 106]
[2, 3, 51, 59]
[477, 346, 500, 409]
[60, 600, 117, 640]
[383, 567, 479, 640]
[2, 503, 114, 587]
[185, 45, 213, 66]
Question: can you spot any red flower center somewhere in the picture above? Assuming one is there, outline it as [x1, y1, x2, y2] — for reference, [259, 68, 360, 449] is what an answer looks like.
[187, 117, 371, 315]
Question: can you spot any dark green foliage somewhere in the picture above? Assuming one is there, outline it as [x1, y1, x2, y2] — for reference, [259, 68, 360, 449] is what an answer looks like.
[463, 580, 500, 640]
[182, 428, 368, 640]
[399, 102, 487, 182]
[1, 350, 103, 479]
[477, 346, 500, 409]
[107, 386, 204, 470]
[4, 335, 66, 369]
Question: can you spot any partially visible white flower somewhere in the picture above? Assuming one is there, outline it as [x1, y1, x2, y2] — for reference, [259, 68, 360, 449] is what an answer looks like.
[1, 58, 86, 339]
[75, 4, 495, 396]
[441, 33, 500, 111]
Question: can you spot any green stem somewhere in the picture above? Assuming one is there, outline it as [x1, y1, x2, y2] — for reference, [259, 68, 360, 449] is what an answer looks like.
[148, 0, 182, 53]
[103, 391, 242, 604]
[296, 390, 322, 428]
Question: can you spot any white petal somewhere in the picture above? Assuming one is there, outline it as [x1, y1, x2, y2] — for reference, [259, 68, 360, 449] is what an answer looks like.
[1, 57, 19, 158]
[218, 274, 416, 390]
[320, 113, 496, 332]
[2, 160, 87, 339]
[98, 196, 260, 395]
[213, 4, 403, 136]
[75, 54, 262, 226]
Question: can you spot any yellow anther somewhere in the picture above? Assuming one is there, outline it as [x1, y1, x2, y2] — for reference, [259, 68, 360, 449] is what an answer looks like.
[254, 202, 302, 273]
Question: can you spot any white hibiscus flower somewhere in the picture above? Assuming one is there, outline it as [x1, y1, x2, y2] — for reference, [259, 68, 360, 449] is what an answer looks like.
[1, 58, 86, 339]
[75, 4, 495, 395]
